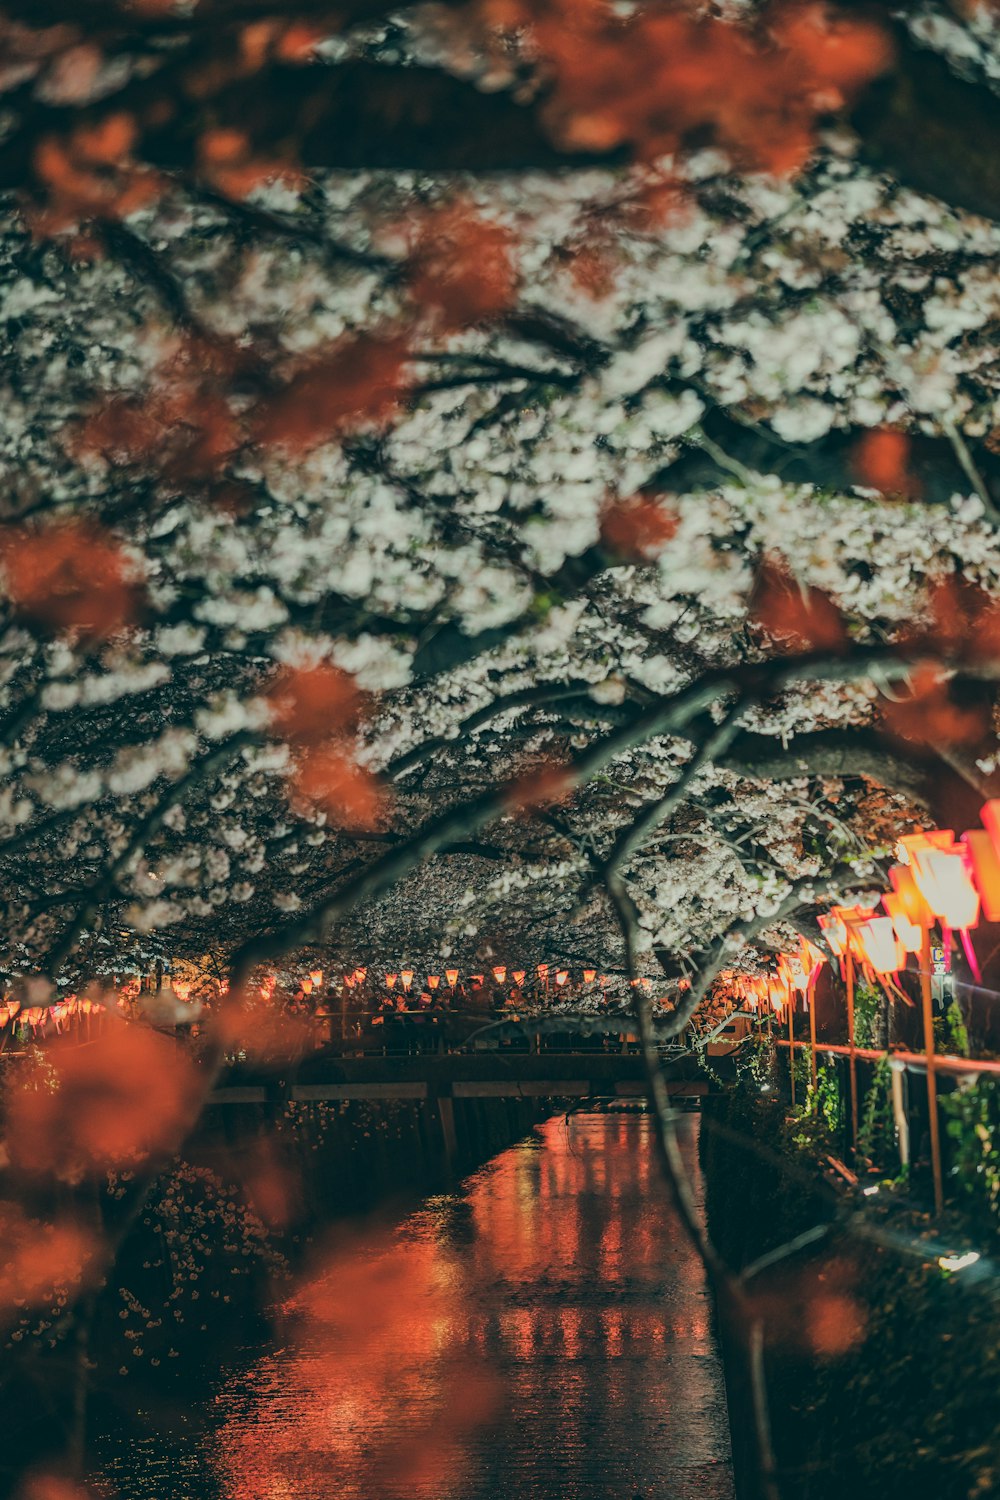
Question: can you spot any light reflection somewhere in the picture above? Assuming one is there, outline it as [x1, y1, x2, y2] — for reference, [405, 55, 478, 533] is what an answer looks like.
[208, 1114, 734, 1500]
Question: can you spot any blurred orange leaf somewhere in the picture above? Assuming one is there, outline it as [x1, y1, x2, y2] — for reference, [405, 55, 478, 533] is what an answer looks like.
[7, 1023, 201, 1182]
[253, 334, 411, 450]
[0, 519, 140, 639]
[852, 428, 915, 496]
[407, 203, 518, 329]
[0, 1202, 101, 1322]
[600, 494, 677, 560]
[505, 761, 574, 813]
[267, 664, 363, 746]
[292, 746, 385, 831]
[881, 665, 988, 747]
[752, 560, 846, 653]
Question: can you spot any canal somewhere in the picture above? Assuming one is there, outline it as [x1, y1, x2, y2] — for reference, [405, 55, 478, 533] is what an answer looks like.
[94, 1111, 734, 1500]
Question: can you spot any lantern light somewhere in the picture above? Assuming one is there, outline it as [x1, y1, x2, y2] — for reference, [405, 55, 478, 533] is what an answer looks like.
[583, 969, 596, 983]
[492, 966, 507, 984]
[310, 970, 323, 987]
[512, 970, 526, 986]
[470, 974, 485, 987]
[962, 829, 1000, 922]
[910, 846, 980, 930]
[354, 967, 367, 983]
[896, 829, 955, 865]
[427, 975, 440, 989]
[344, 974, 355, 988]
[445, 969, 459, 987]
[401, 969, 414, 991]
[982, 798, 1000, 854]
[888, 863, 934, 929]
[555, 970, 569, 986]
[537, 963, 549, 977]
[385, 973, 398, 989]
[817, 912, 847, 958]
[301, 977, 313, 994]
[856, 916, 905, 975]
[882, 892, 922, 954]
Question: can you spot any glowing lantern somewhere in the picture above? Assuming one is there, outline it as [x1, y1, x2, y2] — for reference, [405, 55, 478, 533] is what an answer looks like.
[910, 846, 980, 930]
[897, 829, 955, 864]
[786, 952, 809, 994]
[344, 974, 355, 988]
[856, 916, 905, 975]
[583, 969, 596, 983]
[492, 966, 507, 984]
[401, 969, 414, 991]
[537, 963, 549, 977]
[354, 967, 367, 983]
[962, 829, 1000, 922]
[555, 970, 569, 986]
[301, 977, 313, 994]
[882, 892, 922, 954]
[310, 970, 323, 987]
[888, 864, 934, 929]
[470, 973, 484, 987]
[445, 969, 459, 987]
[385, 973, 398, 989]
[427, 975, 440, 989]
[982, 798, 1000, 853]
[512, 970, 526, 986]
[800, 937, 826, 985]
[818, 912, 847, 958]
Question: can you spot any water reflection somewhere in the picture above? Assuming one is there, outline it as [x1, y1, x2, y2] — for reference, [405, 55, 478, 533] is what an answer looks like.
[208, 1112, 734, 1500]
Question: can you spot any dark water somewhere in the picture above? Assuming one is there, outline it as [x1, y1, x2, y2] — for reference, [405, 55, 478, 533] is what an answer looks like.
[95, 1112, 734, 1500]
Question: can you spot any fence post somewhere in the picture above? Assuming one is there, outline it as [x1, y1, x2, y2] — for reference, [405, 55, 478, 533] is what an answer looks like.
[846, 948, 859, 1155]
[788, 1000, 796, 1106]
[919, 929, 945, 1214]
[808, 980, 818, 1097]
[890, 1060, 910, 1170]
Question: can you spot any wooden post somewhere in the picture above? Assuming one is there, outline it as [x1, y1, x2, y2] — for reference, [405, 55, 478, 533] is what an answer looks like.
[808, 979, 818, 1097]
[890, 1062, 910, 1170]
[788, 1000, 796, 1106]
[846, 947, 859, 1155]
[437, 1094, 458, 1174]
[919, 928, 945, 1215]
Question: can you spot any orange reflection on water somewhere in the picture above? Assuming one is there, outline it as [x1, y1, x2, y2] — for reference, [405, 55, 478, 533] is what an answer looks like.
[209, 1113, 734, 1500]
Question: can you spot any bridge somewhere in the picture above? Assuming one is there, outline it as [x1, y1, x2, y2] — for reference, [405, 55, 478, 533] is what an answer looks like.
[207, 1048, 709, 1105]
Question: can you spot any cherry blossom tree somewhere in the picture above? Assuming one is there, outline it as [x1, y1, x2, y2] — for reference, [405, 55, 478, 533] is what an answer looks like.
[6, 2, 1000, 1493]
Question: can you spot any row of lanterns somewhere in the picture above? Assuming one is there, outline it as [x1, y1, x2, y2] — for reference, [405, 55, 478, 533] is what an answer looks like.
[730, 800, 1000, 1022]
[732, 803, 1000, 1219]
[0, 994, 105, 1033]
[348, 965, 641, 994]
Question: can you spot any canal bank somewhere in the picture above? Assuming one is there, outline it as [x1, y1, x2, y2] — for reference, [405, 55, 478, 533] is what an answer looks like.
[2, 1091, 547, 1494]
[86, 1110, 734, 1500]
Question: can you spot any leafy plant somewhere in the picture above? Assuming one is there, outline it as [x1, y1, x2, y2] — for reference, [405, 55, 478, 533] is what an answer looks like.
[934, 996, 970, 1057]
[854, 981, 883, 1048]
[857, 1053, 895, 1167]
[941, 1077, 1000, 1227]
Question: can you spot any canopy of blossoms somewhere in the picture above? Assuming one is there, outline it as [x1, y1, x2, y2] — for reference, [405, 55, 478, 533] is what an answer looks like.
[2, 0, 1000, 1035]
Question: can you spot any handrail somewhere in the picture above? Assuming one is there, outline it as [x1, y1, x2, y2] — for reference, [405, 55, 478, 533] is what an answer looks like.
[774, 1038, 1000, 1079]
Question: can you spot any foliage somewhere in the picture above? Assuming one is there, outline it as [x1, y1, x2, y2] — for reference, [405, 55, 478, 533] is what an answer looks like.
[857, 1053, 895, 1168]
[941, 1077, 1000, 1229]
[703, 1084, 1000, 1500]
[810, 1059, 846, 1140]
[853, 981, 883, 1050]
[935, 997, 971, 1058]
